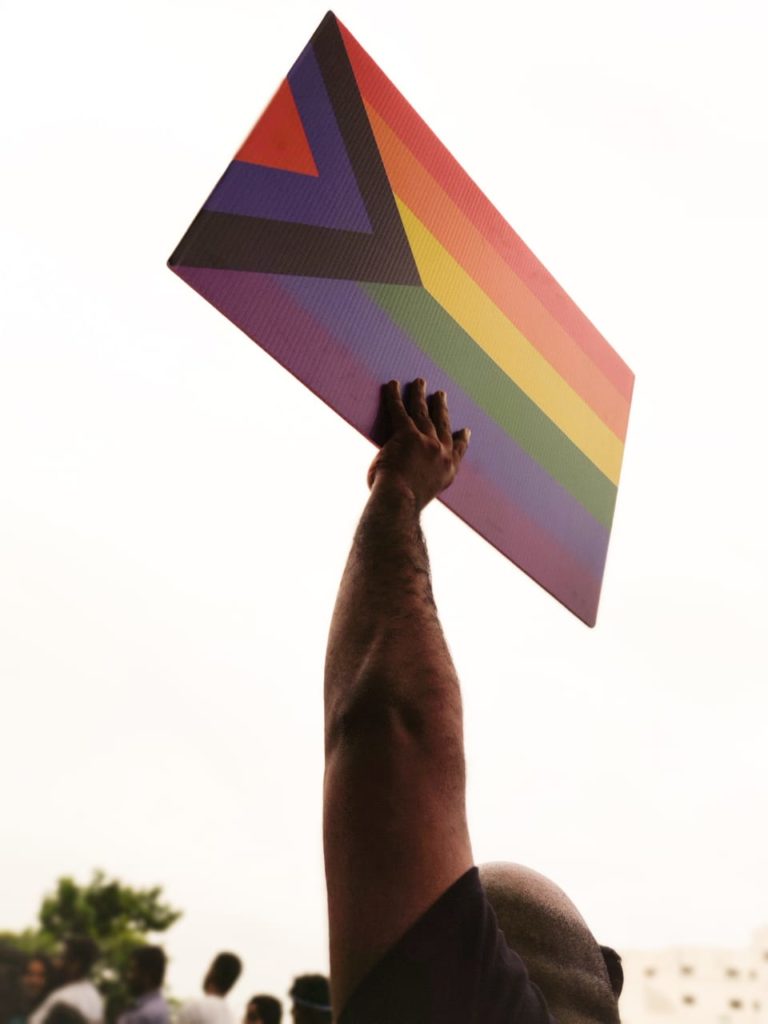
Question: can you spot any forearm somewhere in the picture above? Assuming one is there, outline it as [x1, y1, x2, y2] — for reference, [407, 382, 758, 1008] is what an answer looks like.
[324, 475, 462, 750]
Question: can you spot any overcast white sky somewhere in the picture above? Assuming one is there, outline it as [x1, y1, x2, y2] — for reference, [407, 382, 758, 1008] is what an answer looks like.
[2, 0, 767, 1012]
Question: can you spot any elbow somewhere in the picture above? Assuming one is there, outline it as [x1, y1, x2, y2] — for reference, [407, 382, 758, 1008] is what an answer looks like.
[325, 668, 459, 756]
[325, 672, 426, 753]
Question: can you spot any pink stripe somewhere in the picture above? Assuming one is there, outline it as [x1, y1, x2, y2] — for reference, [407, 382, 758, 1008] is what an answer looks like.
[443, 463, 601, 626]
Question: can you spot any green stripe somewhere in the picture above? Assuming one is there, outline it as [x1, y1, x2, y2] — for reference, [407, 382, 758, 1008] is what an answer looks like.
[362, 283, 617, 528]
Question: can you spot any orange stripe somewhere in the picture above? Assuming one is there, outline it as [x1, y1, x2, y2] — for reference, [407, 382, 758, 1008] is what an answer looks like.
[339, 19, 635, 403]
[366, 102, 630, 441]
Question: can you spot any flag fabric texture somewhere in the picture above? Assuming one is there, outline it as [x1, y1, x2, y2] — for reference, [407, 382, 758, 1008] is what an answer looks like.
[169, 11, 634, 626]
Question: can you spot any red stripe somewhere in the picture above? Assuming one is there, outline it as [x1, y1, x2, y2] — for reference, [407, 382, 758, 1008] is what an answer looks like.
[338, 19, 635, 403]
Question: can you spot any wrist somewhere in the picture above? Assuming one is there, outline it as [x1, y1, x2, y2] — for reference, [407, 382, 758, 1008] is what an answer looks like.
[369, 472, 419, 510]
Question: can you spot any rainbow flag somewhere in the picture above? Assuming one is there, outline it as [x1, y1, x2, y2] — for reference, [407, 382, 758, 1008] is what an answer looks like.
[169, 11, 634, 626]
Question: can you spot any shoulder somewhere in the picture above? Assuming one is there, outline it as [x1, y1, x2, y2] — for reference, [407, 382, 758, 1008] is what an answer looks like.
[34, 982, 104, 1023]
[177, 999, 202, 1024]
[146, 994, 171, 1023]
[125, 993, 170, 1024]
[205, 997, 233, 1024]
[75, 981, 104, 1020]
[63, 981, 103, 1010]
[340, 868, 556, 1024]
[179, 997, 225, 1024]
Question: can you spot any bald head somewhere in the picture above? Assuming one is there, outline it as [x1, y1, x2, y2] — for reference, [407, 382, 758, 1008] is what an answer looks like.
[479, 864, 621, 1024]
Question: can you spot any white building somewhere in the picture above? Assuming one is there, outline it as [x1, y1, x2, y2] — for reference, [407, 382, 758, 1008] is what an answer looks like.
[618, 928, 768, 1024]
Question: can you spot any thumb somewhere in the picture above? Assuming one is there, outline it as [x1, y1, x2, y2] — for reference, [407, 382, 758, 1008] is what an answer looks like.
[452, 427, 471, 465]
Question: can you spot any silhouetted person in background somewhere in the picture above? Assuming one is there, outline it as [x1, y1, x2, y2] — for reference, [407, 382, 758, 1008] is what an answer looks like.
[323, 380, 624, 1022]
[19, 956, 51, 1021]
[287, 977, 330, 1024]
[0, 946, 20, 1024]
[178, 954, 242, 1024]
[29, 939, 102, 1024]
[3, 953, 52, 1024]
[242, 996, 281, 1024]
[117, 947, 169, 1024]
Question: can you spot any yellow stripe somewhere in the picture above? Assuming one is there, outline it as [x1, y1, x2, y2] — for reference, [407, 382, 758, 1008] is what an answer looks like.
[397, 199, 625, 484]
[366, 101, 630, 440]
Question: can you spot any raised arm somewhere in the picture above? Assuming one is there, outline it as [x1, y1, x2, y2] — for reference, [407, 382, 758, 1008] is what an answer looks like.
[323, 379, 473, 1014]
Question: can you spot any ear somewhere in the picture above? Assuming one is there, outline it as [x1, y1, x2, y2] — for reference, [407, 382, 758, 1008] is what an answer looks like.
[599, 946, 624, 998]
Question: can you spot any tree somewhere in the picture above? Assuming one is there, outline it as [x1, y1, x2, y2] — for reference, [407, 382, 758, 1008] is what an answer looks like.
[2, 870, 182, 1023]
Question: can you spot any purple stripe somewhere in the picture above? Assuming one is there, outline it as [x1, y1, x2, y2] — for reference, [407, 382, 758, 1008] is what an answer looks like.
[204, 43, 371, 232]
[278, 275, 608, 579]
[444, 461, 600, 626]
[171, 265, 602, 622]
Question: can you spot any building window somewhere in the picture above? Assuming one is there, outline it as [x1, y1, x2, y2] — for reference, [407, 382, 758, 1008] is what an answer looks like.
[682, 995, 696, 1005]
[644, 966, 656, 977]
[729, 999, 743, 1009]
[680, 965, 694, 975]
[725, 967, 740, 978]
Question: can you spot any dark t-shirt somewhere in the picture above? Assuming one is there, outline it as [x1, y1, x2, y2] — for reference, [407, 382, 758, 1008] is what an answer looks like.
[339, 867, 557, 1023]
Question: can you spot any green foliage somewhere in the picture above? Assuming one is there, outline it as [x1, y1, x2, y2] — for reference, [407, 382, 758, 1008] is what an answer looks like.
[38, 870, 181, 947]
[0, 930, 56, 956]
[3, 870, 181, 1024]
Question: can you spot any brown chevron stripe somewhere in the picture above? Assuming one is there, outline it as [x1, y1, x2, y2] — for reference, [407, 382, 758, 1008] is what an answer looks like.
[169, 13, 420, 285]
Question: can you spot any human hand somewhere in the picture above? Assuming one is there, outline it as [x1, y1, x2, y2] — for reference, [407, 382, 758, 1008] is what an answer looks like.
[367, 379, 471, 511]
